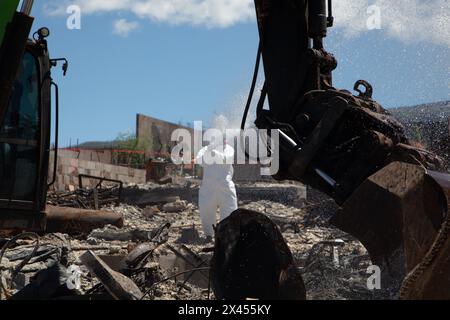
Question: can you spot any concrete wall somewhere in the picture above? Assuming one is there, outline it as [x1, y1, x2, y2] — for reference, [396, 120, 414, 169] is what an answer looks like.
[49, 151, 146, 191]
[136, 114, 195, 157]
[121, 182, 307, 208]
[233, 164, 273, 182]
[57, 148, 113, 164]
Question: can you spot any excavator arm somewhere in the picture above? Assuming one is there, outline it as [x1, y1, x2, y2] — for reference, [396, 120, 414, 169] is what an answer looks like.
[250, 0, 450, 299]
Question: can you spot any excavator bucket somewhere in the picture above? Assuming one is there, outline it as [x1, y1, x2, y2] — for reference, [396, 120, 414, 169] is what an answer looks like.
[400, 170, 450, 299]
[330, 162, 450, 299]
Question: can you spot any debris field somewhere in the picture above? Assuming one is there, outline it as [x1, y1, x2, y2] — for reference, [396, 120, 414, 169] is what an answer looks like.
[0, 181, 380, 300]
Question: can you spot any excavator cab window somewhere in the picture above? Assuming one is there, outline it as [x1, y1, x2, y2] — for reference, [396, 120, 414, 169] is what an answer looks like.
[0, 51, 40, 205]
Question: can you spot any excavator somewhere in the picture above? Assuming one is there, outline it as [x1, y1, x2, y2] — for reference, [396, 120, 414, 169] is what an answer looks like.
[1, 0, 449, 300]
[0, 1, 123, 234]
[213, 0, 450, 300]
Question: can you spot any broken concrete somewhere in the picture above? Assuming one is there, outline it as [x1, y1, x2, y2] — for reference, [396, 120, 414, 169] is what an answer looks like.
[88, 225, 152, 242]
[80, 251, 143, 300]
[162, 199, 189, 213]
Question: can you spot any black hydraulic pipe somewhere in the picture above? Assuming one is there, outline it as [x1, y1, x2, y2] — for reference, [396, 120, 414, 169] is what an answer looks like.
[308, 0, 328, 38]
[48, 81, 59, 188]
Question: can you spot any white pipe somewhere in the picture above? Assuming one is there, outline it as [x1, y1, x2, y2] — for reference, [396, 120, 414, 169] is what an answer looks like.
[315, 168, 337, 187]
[20, 0, 34, 15]
[278, 129, 298, 148]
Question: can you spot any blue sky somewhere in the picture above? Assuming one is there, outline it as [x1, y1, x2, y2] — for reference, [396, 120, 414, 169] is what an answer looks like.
[28, 0, 449, 146]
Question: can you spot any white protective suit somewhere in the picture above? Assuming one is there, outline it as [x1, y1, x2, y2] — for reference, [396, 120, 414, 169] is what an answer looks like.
[196, 143, 238, 237]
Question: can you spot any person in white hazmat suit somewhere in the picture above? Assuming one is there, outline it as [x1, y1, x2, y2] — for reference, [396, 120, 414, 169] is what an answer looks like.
[196, 140, 238, 240]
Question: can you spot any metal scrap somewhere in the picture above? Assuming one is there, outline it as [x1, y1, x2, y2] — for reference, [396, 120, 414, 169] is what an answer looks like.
[47, 174, 123, 211]
[45, 205, 124, 235]
[0, 232, 39, 298]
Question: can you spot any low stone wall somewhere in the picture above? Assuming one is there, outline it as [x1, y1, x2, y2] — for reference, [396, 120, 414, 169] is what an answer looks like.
[49, 152, 146, 191]
[57, 148, 113, 164]
[121, 182, 307, 208]
[233, 164, 274, 182]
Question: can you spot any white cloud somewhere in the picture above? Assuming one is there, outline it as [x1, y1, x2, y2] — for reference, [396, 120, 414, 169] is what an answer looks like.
[45, 0, 255, 28]
[44, 0, 450, 47]
[332, 0, 450, 48]
[113, 19, 139, 36]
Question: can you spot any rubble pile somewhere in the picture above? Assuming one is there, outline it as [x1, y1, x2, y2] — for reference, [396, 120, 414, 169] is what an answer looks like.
[240, 198, 375, 300]
[1, 183, 378, 300]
